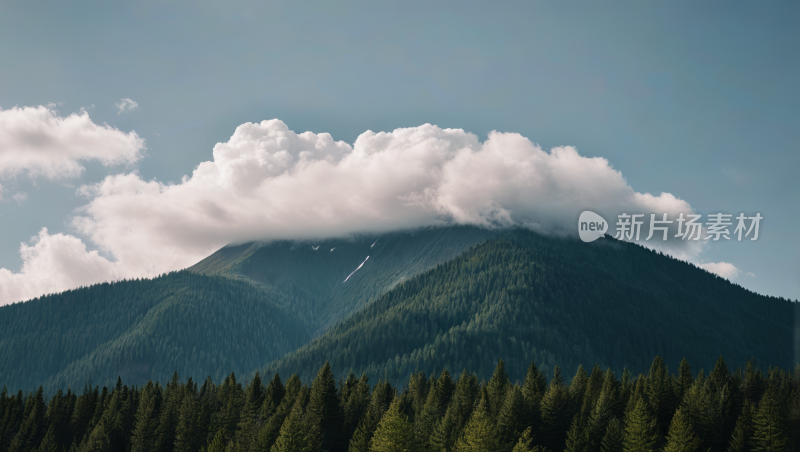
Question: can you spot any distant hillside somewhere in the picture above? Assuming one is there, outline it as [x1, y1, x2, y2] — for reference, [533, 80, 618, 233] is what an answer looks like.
[0, 226, 497, 392]
[189, 225, 498, 333]
[0, 272, 311, 392]
[258, 229, 797, 385]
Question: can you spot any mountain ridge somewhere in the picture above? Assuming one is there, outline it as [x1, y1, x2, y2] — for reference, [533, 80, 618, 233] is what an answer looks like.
[0, 226, 795, 394]
[256, 228, 797, 386]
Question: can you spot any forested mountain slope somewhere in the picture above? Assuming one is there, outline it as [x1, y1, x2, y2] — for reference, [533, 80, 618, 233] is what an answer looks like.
[0, 272, 312, 392]
[189, 226, 498, 333]
[259, 229, 797, 386]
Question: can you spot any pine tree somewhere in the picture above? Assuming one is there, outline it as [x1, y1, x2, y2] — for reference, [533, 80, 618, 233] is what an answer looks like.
[662, 408, 700, 452]
[707, 356, 731, 395]
[236, 372, 265, 451]
[174, 391, 200, 452]
[681, 370, 710, 448]
[584, 381, 616, 452]
[270, 401, 311, 452]
[45, 389, 73, 452]
[497, 386, 528, 449]
[119, 385, 137, 448]
[81, 420, 111, 452]
[618, 370, 633, 418]
[434, 370, 455, 414]
[0, 390, 24, 452]
[742, 361, 765, 406]
[521, 362, 547, 439]
[303, 407, 323, 452]
[644, 356, 675, 439]
[408, 371, 428, 422]
[626, 375, 645, 419]
[9, 387, 46, 452]
[214, 373, 244, 442]
[428, 370, 479, 452]
[349, 412, 379, 452]
[565, 415, 589, 452]
[96, 386, 126, 452]
[540, 365, 571, 452]
[452, 388, 501, 452]
[253, 384, 306, 452]
[369, 397, 415, 452]
[414, 377, 442, 449]
[511, 427, 538, 452]
[750, 387, 789, 452]
[37, 425, 60, 452]
[306, 362, 343, 450]
[208, 429, 227, 452]
[350, 380, 395, 452]
[601, 417, 624, 452]
[623, 398, 658, 452]
[582, 365, 606, 418]
[261, 373, 285, 420]
[487, 360, 511, 419]
[676, 359, 692, 408]
[131, 382, 162, 452]
[522, 363, 547, 403]
[726, 401, 753, 452]
[342, 373, 371, 445]
[252, 415, 283, 452]
[569, 365, 589, 410]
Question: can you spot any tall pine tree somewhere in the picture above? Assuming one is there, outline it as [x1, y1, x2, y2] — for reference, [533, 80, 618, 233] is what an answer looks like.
[662, 408, 700, 452]
[623, 398, 658, 452]
[369, 396, 415, 452]
[750, 386, 789, 452]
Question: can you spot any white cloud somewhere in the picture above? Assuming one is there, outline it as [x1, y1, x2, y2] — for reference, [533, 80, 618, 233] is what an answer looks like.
[700, 261, 741, 280]
[0, 120, 702, 304]
[0, 105, 145, 180]
[115, 98, 138, 115]
[746, 272, 756, 278]
[10, 191, 27, 205]
[0, 228, 118, 304]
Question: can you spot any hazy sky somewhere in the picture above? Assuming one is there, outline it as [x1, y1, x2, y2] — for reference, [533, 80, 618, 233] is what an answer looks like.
[0, 0, 797, 303]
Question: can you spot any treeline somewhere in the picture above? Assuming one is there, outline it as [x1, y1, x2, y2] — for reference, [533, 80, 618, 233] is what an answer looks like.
[0, 356, 797, 452]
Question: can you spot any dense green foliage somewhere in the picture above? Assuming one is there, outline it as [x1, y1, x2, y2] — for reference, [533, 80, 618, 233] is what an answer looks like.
[0, 227, 493, 394]
[0, 357, 798, 452]
[0, 272, 311, 392]
[259, 229, 796, 385]
[189, 226, 498, 334]
[1, 226, 796, 407]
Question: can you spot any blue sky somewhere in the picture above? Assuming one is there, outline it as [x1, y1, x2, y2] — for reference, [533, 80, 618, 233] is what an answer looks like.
[0, 0, 797, 302]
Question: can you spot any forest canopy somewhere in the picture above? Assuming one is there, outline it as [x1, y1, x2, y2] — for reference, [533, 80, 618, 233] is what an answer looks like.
[0, 356, 796, 452]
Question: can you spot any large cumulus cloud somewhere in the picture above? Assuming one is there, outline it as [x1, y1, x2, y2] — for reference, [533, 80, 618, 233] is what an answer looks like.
[1, 118, 718, 304]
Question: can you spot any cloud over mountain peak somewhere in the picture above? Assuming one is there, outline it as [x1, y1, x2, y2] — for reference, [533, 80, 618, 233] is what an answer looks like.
[0, 115, 698, 304]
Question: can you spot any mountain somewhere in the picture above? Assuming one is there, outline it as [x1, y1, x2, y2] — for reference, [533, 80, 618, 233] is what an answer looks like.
[0, 272, 311, 392]
[0, 226, 795, 394]
[0, 226, 496, 392]
[188, 225, 498, 333]
[257, 228, 797, 386]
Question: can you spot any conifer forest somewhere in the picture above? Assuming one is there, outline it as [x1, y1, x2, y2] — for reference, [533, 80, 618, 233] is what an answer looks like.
[0, 356, 797, 452]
